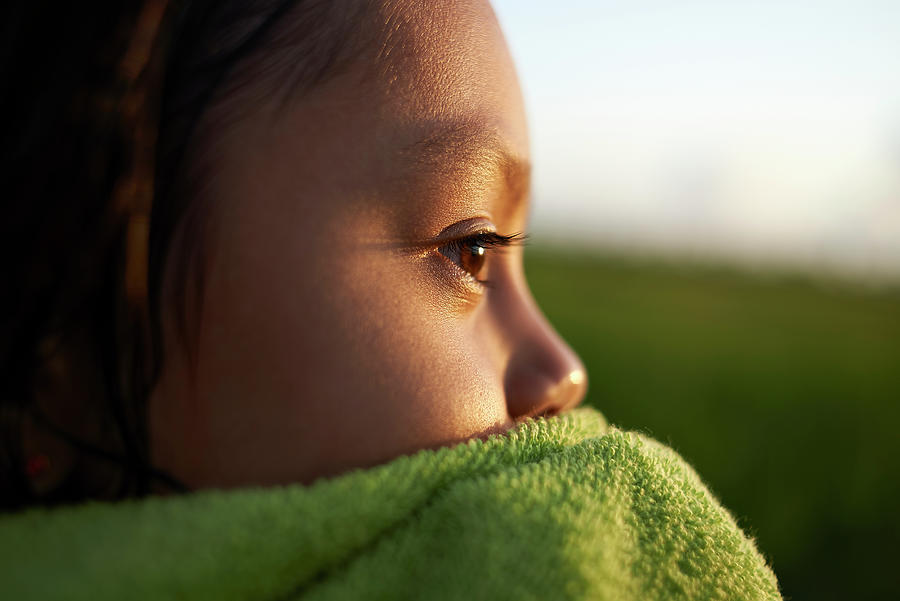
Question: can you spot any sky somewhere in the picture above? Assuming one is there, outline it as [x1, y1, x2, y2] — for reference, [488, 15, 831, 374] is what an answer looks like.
[491, 0, 900, 276]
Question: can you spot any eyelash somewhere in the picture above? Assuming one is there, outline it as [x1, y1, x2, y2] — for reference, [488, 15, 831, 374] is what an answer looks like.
[438, 231, 526, 286]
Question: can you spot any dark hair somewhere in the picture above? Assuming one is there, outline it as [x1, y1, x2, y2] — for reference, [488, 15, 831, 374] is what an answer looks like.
[0, 0, 369, 510]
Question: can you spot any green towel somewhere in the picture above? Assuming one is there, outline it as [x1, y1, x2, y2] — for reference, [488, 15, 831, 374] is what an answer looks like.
[1, 408, 780, 600]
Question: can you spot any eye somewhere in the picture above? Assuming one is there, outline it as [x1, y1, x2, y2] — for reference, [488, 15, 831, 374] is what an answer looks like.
[438, 232, 524, 283]
[441, 237, 488, 279]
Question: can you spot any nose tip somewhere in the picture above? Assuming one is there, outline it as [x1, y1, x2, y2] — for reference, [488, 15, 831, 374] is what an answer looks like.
[504, 346, 588, 421]
[557, 367, 588, 414]
[539, 362, 588, 418]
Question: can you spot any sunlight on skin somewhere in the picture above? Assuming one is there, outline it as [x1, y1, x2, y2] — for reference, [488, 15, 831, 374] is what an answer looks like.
[149, 0, 587, 490]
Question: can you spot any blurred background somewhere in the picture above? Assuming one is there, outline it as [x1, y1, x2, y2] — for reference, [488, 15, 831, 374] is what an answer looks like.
[492, 1, 900, 599]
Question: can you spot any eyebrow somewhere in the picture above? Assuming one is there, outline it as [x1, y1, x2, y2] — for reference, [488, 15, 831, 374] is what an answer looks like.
[398, 120, 532, 203]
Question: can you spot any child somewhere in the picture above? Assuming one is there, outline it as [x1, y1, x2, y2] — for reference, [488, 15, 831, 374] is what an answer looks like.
[0, 2, 781, 599]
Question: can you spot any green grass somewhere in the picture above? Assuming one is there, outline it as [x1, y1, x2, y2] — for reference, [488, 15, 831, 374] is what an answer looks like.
[525, 247, 900, 601]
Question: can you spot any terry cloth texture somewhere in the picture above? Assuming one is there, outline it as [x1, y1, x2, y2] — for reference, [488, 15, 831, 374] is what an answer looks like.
[1, 408, 781, 600]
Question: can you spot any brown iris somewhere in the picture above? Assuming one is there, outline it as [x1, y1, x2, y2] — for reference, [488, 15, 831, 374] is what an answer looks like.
[460, 241, 487, 278]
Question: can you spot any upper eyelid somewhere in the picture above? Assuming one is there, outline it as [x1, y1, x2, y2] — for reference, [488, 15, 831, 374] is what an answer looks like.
[431, 219, 496, 244]
[466, 231, 526, 246]
[440, 231, 527, 253]
[400, 220, 527, 257]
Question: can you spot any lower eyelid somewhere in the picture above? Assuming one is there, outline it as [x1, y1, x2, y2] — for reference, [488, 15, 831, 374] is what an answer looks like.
[429, 249, 486, 297]
[436, 247, 484, 283]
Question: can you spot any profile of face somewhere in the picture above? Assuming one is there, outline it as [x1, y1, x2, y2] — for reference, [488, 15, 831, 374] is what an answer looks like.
[149, 0, 586, 489]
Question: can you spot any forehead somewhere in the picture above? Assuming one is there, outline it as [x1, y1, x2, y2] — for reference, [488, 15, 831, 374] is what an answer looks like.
[360, 0, 529, 154]
[206, 1, 531, 237]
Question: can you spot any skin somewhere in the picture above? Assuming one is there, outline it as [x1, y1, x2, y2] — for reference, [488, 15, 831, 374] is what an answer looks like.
[148, 0, 587, 489]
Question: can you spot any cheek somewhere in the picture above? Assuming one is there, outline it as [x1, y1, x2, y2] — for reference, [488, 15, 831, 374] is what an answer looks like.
[295, 249, 508, 436]
[195, 219, 508, 481]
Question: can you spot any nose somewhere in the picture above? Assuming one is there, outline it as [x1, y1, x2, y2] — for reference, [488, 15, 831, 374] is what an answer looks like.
[500, 286, 587, 421]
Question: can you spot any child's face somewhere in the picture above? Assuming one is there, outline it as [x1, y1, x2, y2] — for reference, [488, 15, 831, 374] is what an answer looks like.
[149, 0, 586, 489]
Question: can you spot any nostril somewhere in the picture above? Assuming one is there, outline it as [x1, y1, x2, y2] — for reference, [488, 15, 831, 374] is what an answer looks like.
[535, 407, 558, 420]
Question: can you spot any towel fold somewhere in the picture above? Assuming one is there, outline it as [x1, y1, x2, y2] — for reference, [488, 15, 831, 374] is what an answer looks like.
[1, 408, 780, 600]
